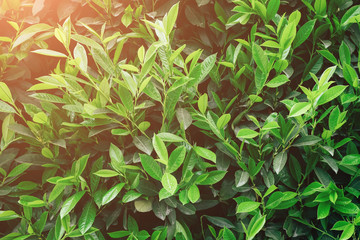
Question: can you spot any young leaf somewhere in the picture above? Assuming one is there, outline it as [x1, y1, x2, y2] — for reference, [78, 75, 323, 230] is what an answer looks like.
[236, 201, 261, 213]
[288, 102, 311, 117]
[273, 151, 288, 174]
[0, 211, 20, 221]
[340, 154, 360, 165]
[109, 143, 125, 173]
[161, 173, 178, 195]
[167, 146, 186, 173]
[188, 184, 200, 203]
[198, 93, 208, 114]
[193, 146, 216, 163]
[0, 82, 14, 104]
[140, 154, 162, 181]
[78, 201, 96, 234]
[317, 85, 347, 106]
[252, 43, 268, 73]
[266, 75, 290, 88]
[236, 128, 259, 139]
[102, 183, 125, 205]
[293, 20, 316, 49]
[176, 108, 192, 130]
[153, 134, 168, 163]
[165, 2, 179, 35]
[32, 49, 67, 58]
[60, 191, 85, 218]
[266, 0, 280, 22]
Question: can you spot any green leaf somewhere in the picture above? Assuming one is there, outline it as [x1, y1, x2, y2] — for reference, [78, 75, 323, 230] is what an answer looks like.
[317, 85, 347, 106]
[340, 224, 355, 240]
[108, 231, 131, 238]
[0, 100, 16, 113]
[19, 195, 46, 208]
[198, 171, 227, 185]
[0, 210, 20, 221]
[8, 163, 31, 178]
[93, 169, 120, 177]
[133, 136, 153, 155]
[165, 2, 179, 35]
[236, 201, 261, 213]
[319, 66, 336, 87]
[217, 114, 231, 129]
[314, 0, 326, 16]
[168, 146, 186, 173]
[134, 199, 152, 213]
[292, 135, 322, 147]
[340, 5, 360, 29]
[339, 42, 351, 66]
[60, 191, 85, 218]
[198, 93, 208, 114]
[78, 201, 96, 234]
[302, 181, 323, 196]
[161, 173, 178, 195]
[0, 82, 13, 104]
[122, 190, 142, 203]
[273, 151, 287, 174]
[205, 216, 236, 229]
[157, 133, 184, 142]
[220, 227, 235, 240]
[188, 184, 200, 203]
[109, 143, 125, 173]
[317, 201, 331, 219]
[73, 43, 88, 72]
[91, 47, 115, 75]
[153, 134, 168, 163]
[199, 54, 217, 83]
[318, 50, 338, 65]
[140, 154, 162, 181]
[252, 43, 268, 73]
[102, 183, 125, 205]
[32, 49, 67, 58]
[236, 128, 259, 139]
[341, 154, 360, 165]
[193, 146, 216, 163]
[266, 0, 280, 21]
[332, 221, 351, 231]
[176, 108, 192, 130]
[293, 20, 316, 49]
[288, 102, 311, 117]
[266, 75, 290, 88]
[248, 215, 266, 239]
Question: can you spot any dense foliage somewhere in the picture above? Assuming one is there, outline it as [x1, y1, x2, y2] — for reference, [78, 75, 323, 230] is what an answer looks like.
[1, 0, 360, 239]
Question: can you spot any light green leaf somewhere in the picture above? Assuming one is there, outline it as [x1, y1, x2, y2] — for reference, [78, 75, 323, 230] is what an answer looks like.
[236, 201, 261, 213]
[161, 173, 178, 195]
[78, 201, 96, 234]
[8, 163, 31, 178]
[133, 136, 153, 155]
[102, 183, 125, 205]
[60, 191, 85, 218]
[176, 108, 192, 130]
[266, 75, 289, 88]
[32, 49, 67, 58]
[317, 85, 347, 106]
[165, 3, 179, 35]
[93, 169, 120, 177]
[153, 134, 168, 163]
[140, 154, 162, 181]
[273, 151, 287, 174]
[293, 20, 316, 49]
[288, 102, 311, 117]
[74, 43, 88, 72]
[252, 43, 268, 73]
[193, 146, 216, 163]
[109, 143, 125, 173]
[198, 93, 208, 114]
[157, 132, 184, 142]
[0, 82, 13, 104]
[248, 215, 266, 239]
[340, 154, 360, 165]
[0, 210, 20, 221]
[18, 195, 46, 208]
[168, 146, 186, 173]
[217, 114, 231, 129]
[188, 184, 200, 203]
[0, 100, 16, 113]
[236, 128, 259, 139]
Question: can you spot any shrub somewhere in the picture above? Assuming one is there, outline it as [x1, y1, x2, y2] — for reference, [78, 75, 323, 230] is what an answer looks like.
[1, 0, 360, 239]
